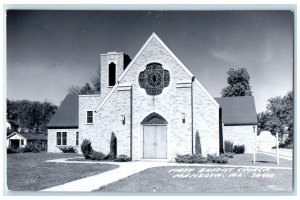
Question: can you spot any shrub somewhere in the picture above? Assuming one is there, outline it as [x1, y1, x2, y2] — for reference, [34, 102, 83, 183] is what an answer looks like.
[114, 154, 132, 162]
[23, 143, 41, 153]
[81, 139, 93, 159]
[213, 154, 228, 163]
[206, 153, 214, 162]
[224, 140, 234, 153]
[224, 152, 234, 158]
[286, 143, 293, 149]
[59, 146, 77, 153]
[233, 145, 245, 154]
[175, 154, 207, 163]
[192, 154, 207, 163]
[175, 154, 229, 164]
[80, 138, 130, 162]
[110, 132, 117, 157]
[175, 154, 194, 163]
[7, 147, 22, 153]
[103, 153, 117, 160]
[195, 131, 202, 155]
[89, 150, 106, 160]
[207, 154, 228, 163]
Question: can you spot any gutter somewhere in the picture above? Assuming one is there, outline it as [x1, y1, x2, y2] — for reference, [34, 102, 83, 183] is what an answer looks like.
[130, 85, 133, 158]
[219, 107, 224, 154]
[191, 76, 195, 154]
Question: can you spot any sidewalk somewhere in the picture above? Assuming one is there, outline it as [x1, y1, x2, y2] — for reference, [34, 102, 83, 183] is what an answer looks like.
[41, 160, 164, 192]
[40, 158, 292, 192]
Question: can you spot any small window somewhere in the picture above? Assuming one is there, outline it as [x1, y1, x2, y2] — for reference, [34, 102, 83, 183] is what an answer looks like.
[57, 132, 67, 145]
[87, 111, 93, 124]
[108, 62, 116, 86]
[57, 132, 61, 145]
[76, 132, 79, 146]
[62, 132, 67, 145]
[21, 139, 24, 145]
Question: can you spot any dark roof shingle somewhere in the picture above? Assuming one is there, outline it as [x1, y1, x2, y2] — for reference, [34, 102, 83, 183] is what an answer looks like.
[7, 132, 47, 140]
[20, 133, 47, 140]
[215, 96, 257, 125]
[47, 94, 79, 128]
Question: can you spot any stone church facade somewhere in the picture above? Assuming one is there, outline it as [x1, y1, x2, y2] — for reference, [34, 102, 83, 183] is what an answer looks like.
[47, 33, 257, 160]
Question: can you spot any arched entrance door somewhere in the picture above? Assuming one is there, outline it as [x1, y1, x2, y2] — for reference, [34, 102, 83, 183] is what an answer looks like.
[141, 113, 168, 159]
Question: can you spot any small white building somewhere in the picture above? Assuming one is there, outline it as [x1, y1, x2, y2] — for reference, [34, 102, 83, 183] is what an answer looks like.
[47, 33, 258, 160]
[7, 132, 47, 149]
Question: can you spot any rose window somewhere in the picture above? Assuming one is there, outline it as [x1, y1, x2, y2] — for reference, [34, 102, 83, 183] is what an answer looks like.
[138, 63, 170, 95]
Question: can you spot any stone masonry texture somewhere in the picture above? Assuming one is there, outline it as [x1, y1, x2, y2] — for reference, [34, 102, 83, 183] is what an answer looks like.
[76, 37, 220, 160]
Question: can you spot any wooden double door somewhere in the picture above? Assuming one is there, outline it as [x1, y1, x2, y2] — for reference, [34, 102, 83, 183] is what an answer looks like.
[143, 125, 167, 159]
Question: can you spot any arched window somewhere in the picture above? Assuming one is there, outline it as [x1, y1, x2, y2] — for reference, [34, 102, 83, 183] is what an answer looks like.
[108, 62, 116, 86]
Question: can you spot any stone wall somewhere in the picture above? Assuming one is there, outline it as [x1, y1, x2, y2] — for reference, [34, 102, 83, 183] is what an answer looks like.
[223, 125, 256, 153]
[193, 84, 220, 156]
[90, 36, 220, 160]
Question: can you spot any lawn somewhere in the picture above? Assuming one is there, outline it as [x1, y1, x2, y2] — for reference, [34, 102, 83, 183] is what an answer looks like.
[95, 153, 293, 193]
[226, 153, 292, 167]
[7, 152, 119, 191]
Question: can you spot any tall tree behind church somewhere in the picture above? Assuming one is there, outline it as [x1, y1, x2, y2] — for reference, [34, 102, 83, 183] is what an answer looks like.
[221, 68, 253, 97]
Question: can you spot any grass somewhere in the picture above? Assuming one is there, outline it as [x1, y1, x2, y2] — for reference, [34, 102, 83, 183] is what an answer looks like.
[96, 166, 293, 192]
[7, 152, 119, 191]
[95, 153, 293, 192]
[226, 153, 292, 168]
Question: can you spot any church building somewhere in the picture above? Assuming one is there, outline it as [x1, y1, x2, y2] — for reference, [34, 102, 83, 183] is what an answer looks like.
[47, 33, 257, 160]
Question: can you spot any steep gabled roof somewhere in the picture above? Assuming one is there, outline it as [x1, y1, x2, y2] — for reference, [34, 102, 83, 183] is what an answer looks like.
[47, 94, 79, 129]
[215, 96, 258, 126]
[95, 32, 219, 112]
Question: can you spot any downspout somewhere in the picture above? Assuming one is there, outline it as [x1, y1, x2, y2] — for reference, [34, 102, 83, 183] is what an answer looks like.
[219, 107, 224, 154]
[130, 85, 133, 159]
[191, 76, 195, 154]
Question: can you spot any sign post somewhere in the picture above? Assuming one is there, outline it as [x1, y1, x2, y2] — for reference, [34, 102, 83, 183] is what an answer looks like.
[253, 125, 256, 163]
[276, 132, 279, 165]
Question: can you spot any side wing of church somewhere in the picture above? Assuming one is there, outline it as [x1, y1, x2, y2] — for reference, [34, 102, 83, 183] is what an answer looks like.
[47, 33, 257, 160]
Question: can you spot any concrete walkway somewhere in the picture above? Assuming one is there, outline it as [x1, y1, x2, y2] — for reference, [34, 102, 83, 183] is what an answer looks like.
[41, 159, 174, 192]
[40, 158, 292, 192]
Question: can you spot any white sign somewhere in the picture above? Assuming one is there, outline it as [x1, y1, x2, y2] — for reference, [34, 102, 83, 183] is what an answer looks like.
[257, 131, 277, 152]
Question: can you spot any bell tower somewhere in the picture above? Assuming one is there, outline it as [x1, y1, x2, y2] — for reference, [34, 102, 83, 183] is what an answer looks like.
[100, 52, 127, 97]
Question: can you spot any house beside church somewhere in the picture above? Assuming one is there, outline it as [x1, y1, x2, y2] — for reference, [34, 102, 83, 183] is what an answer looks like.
[7, 132, 47, 149]
[47, 33, 257, 160]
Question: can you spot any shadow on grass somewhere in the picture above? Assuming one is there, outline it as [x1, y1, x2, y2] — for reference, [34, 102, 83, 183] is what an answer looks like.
[253, 160, 277, 164]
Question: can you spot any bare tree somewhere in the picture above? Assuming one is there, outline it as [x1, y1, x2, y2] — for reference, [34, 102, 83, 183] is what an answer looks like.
[68, 85, 81, 95]
[91, 64, 101, 93]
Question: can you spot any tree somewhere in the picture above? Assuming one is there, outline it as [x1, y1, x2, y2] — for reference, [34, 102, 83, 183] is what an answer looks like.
[40, 101, 58, 131]
[195, 130, 202, 155]
[257, 91, 293, 144]
[80, 83, 93, 94]
[91, 65, 101, 93]
[68, 54, 131, 95]
[221, 68, 253, 97]
[110, 132, 117, 157]
[7, 99, 58, 133]
[7, 99, 18, 120]
[68, 85, 81, 95]
[68, 83, 94, 95]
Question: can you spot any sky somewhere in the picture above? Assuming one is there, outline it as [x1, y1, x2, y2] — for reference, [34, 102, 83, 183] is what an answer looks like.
[6, 10, 293, 113]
